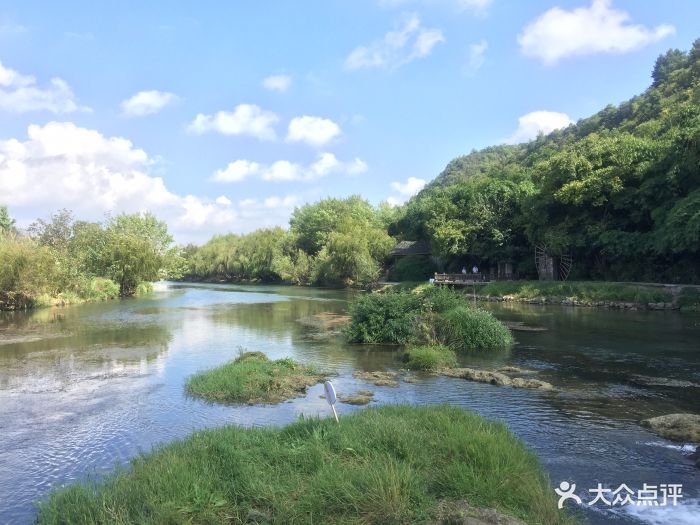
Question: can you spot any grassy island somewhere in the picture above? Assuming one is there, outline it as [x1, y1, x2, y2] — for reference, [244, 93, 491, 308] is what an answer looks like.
[37, 405, 573, 525]
[186, 351, 324, 404]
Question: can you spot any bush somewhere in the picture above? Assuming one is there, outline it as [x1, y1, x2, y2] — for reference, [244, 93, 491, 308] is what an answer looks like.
[36, 405, 571, 525]
[437, 306, 513, 352]
[345, 291, 423, 344]
[403, 345, 457, 370]
[135, 281, 154, 296]
[389, 255, 436, 281]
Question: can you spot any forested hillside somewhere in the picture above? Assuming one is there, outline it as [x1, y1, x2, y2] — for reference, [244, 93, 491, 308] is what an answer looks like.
[393, 40, 700, 283]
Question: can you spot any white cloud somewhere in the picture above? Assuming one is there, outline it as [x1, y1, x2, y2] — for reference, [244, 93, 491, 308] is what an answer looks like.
[387, 176, 426, 206]
[345, 14, 445, 70]
[287, 116, 342, 147]
[262, 74, 292, 92]
[467, 39, 488, 71]
[211, 152, 367, 183]
[0, 61, 90, 113]
[121, 90, 179, 117]
[188, 103, 279, 141]
[518, 0, 675, 65]
[0, 121, 300, 242]
[505, 111, 573, 144]
[211, 160, 262, 183]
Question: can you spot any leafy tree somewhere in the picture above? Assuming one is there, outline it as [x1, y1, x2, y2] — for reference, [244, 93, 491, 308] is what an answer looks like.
[0, 206, 16, 236]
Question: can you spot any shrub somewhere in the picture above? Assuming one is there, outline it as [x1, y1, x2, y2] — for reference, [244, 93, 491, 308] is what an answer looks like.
[389, 255, 436, 281]
[437, 306, 512, 352]
[345, 291, 423, 344]
[679, 287, 700, 312]
[403, 345, 457, 370]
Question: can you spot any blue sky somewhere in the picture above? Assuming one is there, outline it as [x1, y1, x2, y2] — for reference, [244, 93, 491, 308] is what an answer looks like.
[0, 0, 697, 243]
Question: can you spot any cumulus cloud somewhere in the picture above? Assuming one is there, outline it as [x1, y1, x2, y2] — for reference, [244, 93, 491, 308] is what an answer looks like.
[0, 61, 90, 113]
[505, 111, 573, 144]
[121, 90, 179, 117]
[211, 152, 367, 183]
[0, 121, 298, 242]
[188, 103, 279, 141]
[286, 116, 342, 147]
[386, 176, 426, 206]
[518, 0, 675, 65]
[345, 14, 445, 70]
[262, 74, 292, 92]
[211, 160, 262, 183]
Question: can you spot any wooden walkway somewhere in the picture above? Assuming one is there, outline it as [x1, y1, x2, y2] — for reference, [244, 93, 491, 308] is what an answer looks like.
[433, 273, 490, 285]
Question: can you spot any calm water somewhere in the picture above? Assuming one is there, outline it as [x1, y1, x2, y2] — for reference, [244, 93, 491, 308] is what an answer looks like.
[0, 282, 699, 524]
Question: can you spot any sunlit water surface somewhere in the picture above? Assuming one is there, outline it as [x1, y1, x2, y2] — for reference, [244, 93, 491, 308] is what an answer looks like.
[0, 283, 698, 524]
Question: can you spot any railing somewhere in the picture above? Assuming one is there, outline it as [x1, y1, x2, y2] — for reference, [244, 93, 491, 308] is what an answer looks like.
[433, 273, 490, 284]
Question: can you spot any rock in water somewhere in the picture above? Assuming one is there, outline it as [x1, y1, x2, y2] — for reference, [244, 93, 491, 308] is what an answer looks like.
[641, 413, 700, 442]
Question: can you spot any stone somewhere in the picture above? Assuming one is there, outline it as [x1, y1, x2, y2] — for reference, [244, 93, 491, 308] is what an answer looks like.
[430, 500, 527, 525]
[641, 413, 700, 442]
[440, 367, 554, 391]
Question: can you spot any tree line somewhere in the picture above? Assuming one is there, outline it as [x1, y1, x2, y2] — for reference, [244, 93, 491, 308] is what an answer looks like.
[184, 196, 396, 287]
[0, 208, 185, 308]
[2, 39, 699, 306]
[391, 39, 700, 283]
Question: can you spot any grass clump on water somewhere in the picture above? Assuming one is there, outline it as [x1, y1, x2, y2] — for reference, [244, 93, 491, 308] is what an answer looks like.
[186, 351, 324, 404]
[403, 345, 457, 370]
[36, 405, 573, 525]
[437, 306, 513, 351]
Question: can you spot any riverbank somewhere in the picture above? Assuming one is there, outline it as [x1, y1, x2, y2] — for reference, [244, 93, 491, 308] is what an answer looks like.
[0, 280, 154, 311]
[36, 405, 573, 525]
[390, 281, 700, 312]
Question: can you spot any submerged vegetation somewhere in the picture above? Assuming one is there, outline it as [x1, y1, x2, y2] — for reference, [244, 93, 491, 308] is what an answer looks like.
[186, 351, 323, 404]
[0, 208, 184, 309]
[346, 287, 512, 350]
[37, 405, 572, 525]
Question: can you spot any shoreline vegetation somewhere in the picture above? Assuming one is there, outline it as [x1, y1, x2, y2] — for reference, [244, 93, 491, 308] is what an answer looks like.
[36, 405, 574, 525]
[186, 351, 324, 405]
[0, 209, 184, 311]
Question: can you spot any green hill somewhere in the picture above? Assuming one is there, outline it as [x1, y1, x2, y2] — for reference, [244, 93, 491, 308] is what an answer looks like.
[393, 39, 700, 283]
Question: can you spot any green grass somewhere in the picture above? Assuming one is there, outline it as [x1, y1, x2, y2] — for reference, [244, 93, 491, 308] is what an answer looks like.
[36, 405, 574, 525]
[403, 345, 458, 370]
[437, 306, 513, 352]
[475, 281, 672, 303]
[186, 351, 324, 404]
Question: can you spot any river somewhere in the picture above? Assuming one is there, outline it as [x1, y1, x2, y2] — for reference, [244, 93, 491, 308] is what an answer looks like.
[0, 282, 698, 524]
